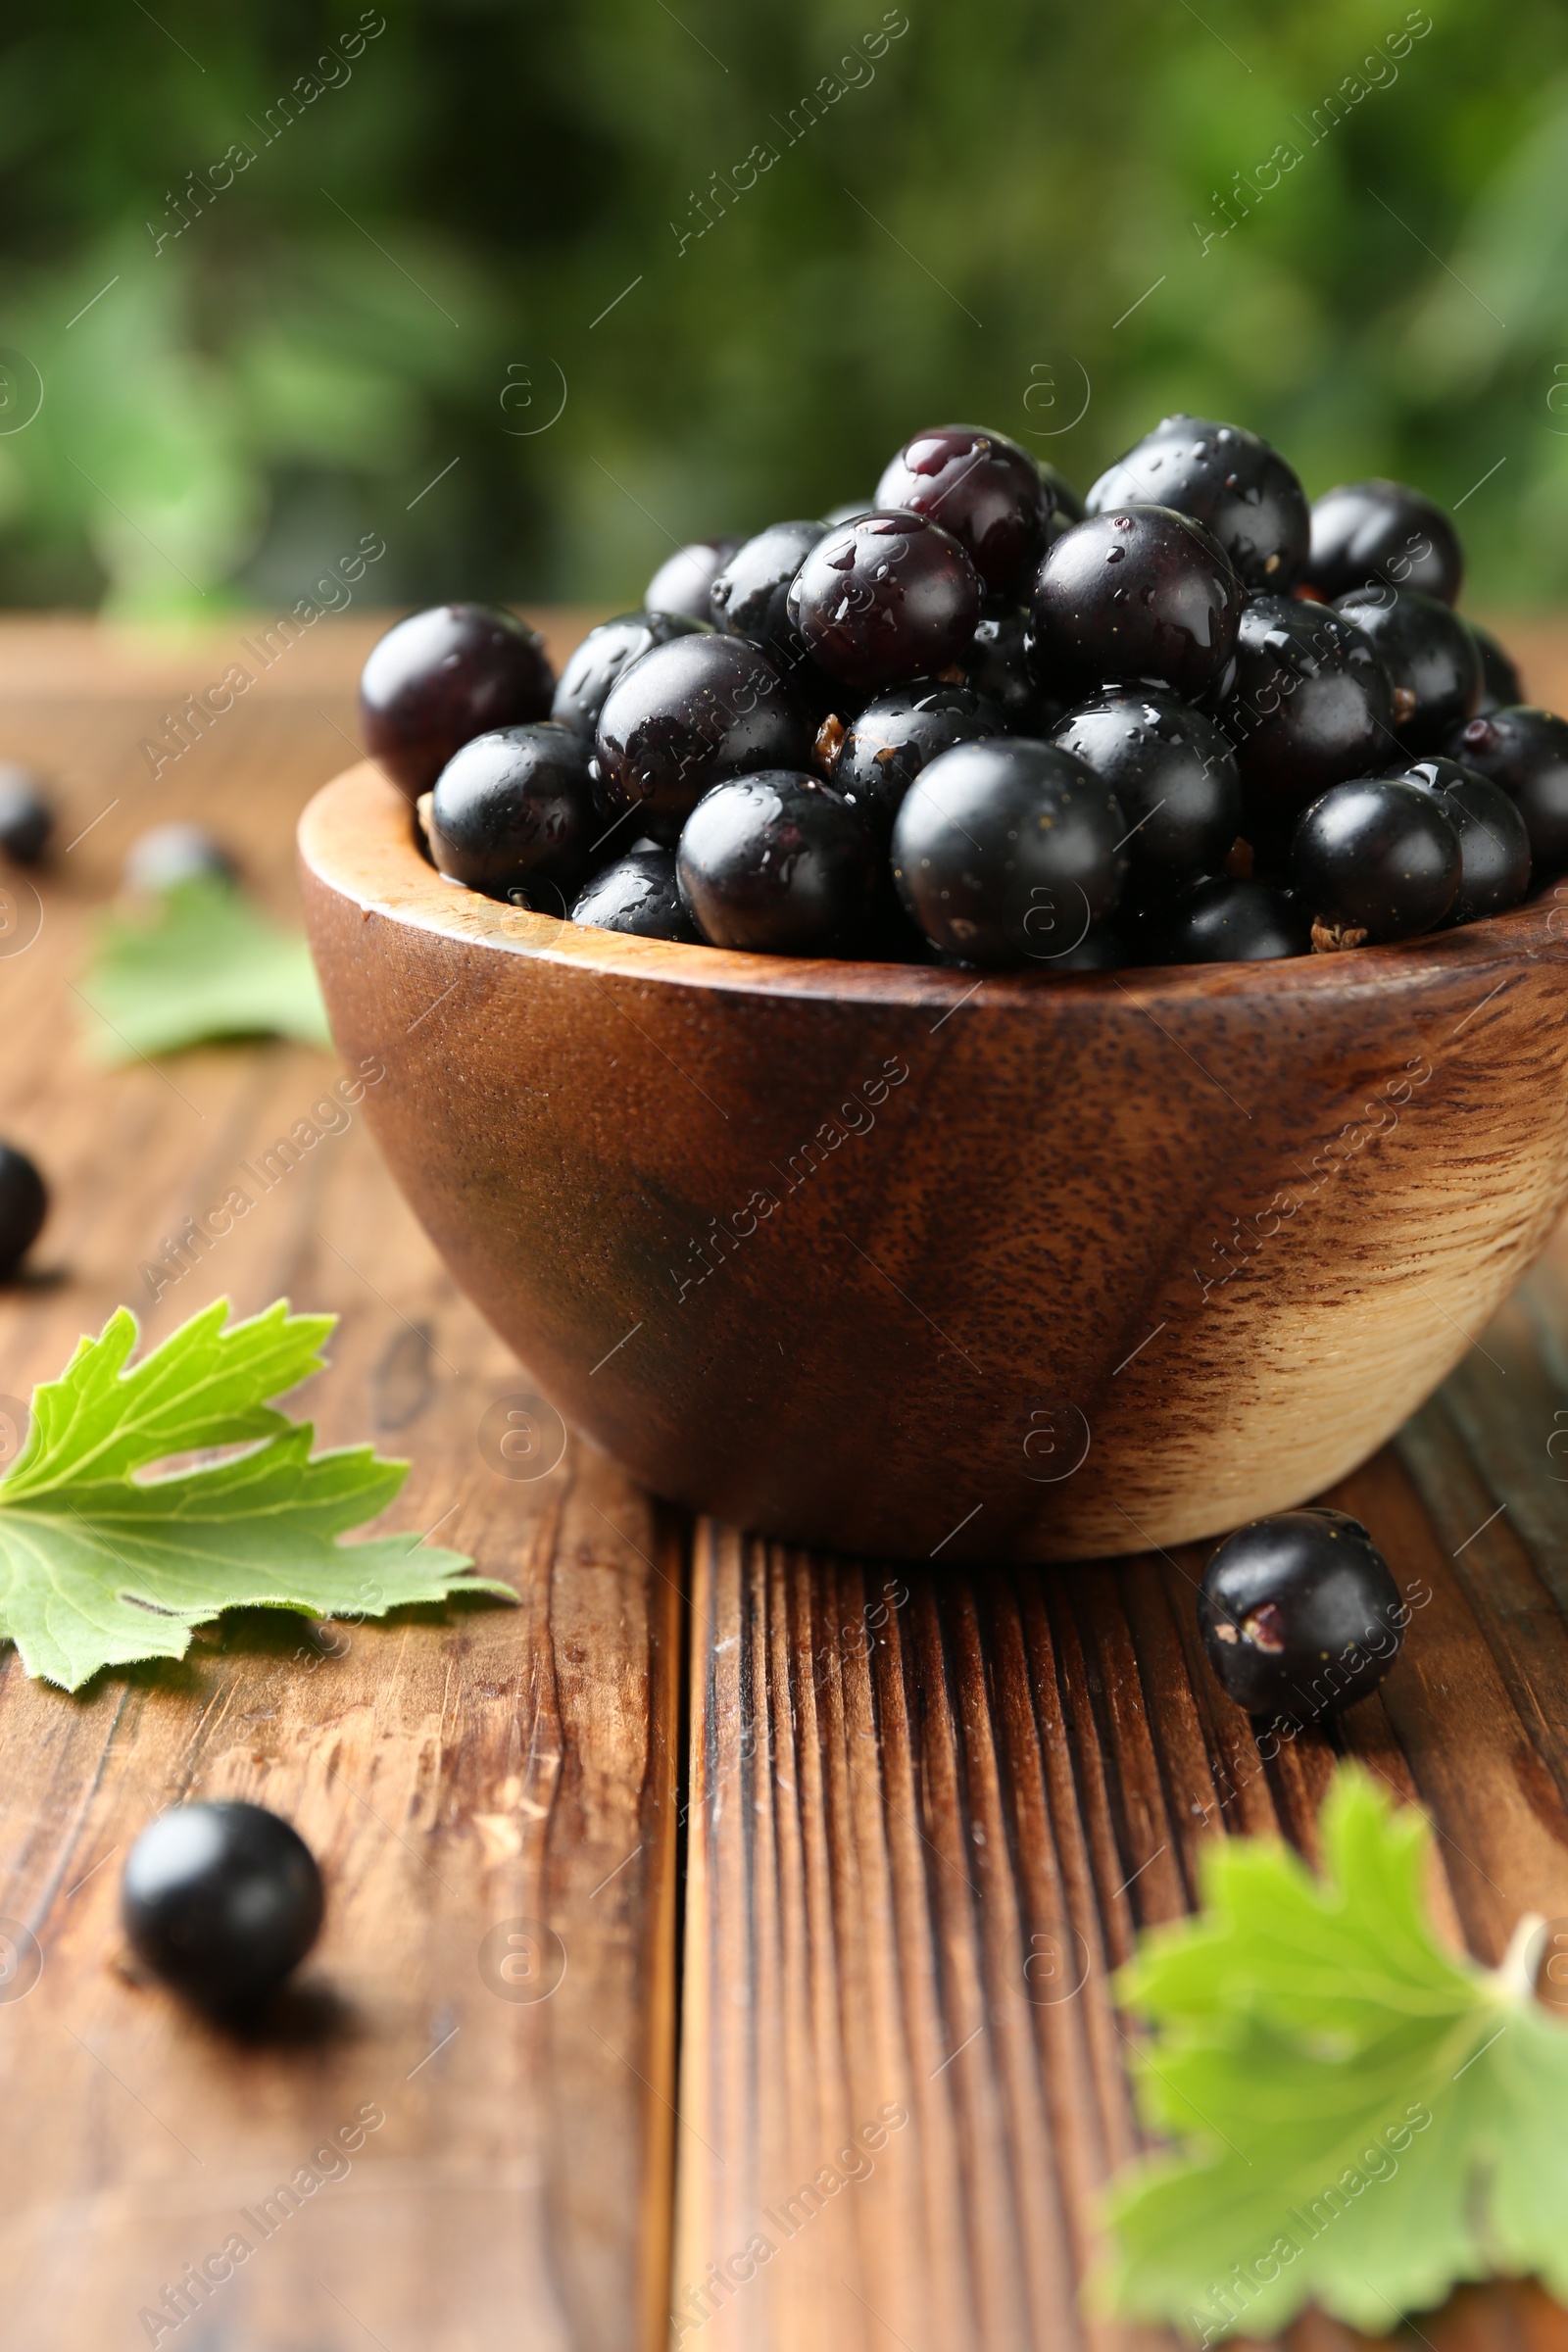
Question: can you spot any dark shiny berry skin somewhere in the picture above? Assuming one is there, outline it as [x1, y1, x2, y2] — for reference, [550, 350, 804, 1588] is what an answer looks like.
[123, 824, 236, 894]
[677, 771, 878, 955]
[1199, 1507, 1402, 1718]
[875, 424, 1062, 597]
[0, 1143, 46, 1277]
[1053, 687, 1242, 887]
[644, 538, 740, 623]
[710, 521, 825, 659]
[1384, 758, 1531, 925]
[551, 612, 709, 739]
[891, 738, 1127, 968]
[1305, 479, 1462, 606]
[964, 606, 1067, 733]
[826, 682, 1004, 840]
[360, 605, 555, 803]
[0, 765, 51, 864]
[122, 1802, 322, 2009]
[1471, 623, 1522, 715]
[1030, 506, 1243, 703]
[1446, 708, 1568, 876]
[1146, 877, 1310, 964]
[710, 519, 841, 714]
[1037, 462, 1084, 525]
[428, 723, 595, 906]
[1334, 587, 1482, 750]
[1290, 777, 1460, 945]
[1219, 596, 1396, 828]
[1087, 416, 1309, 591]
[787, 513, 982, 692]
[594, 634, 812, 847]
[571, 847, 700, 941]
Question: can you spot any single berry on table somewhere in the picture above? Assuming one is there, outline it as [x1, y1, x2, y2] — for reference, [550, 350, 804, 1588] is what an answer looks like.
[0, 1143, 46, 1278]
[123, 824, 236, 895]
[427, 723, 596, 906]
[594, 633, 813, 847]
[1386, 756, 1532, 924]
[824, 681, 1004, 841]
[1144, 877, 1311, 964]
[644, 538, 741, 623]
[1446, 707, 1568, 876]
[1086, 416, 1309, 591]
[1470, 622, 1522, 714]
[875, 423, 1064, 598]
[1218, 596, 1396, 831]
[1199, 1507, 1403, 1718]
[0, 764, 52, 864]
[1304, 478, 1463, 606]
[891, 737, 1127, 967]
[551, 612, 710, 739]
[360, 605, 555, 802]
[1334, 586, 1482, 750]
[1029, 506, 1243, 703]
[572, 847, 701, 941]
[965, 605, 1067, 733]
[676, 771, 878, 956]
[787, 512, 982, 692]
[1053, 686, 1243, 892]
[122, 1800, 324, 2009]
[1290, 776, 1460, 948]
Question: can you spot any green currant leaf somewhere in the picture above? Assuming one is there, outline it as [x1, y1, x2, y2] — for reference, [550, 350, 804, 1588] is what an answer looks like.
[1100, 1769, 1568, 2341]
[79, 875, 332, 1061]
[0, 1298, 512, 1689]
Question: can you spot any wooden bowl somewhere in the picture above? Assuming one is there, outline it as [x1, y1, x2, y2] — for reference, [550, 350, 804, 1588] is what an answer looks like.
[300, 762, 1568, 1563]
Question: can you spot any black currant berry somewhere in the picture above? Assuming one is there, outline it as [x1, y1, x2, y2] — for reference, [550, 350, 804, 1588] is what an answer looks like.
[360, 606, 555, 802]
[1053, 687, 1243, 889]
[644, 538, 741, 623]
[787, 513, 983, 692]
[1290, 777, 1460, 947]
[677, 772, 878, 955]
[1199, 1507, 1403, 1718]
[571, 847, 701, 941]
[122, 1802, 324, 2010]
[551, 612, 710, 739]
[594, 634, 812, 847]
[1470, 623, 1522, 715]
[1218, 597, 1396, 829]
[0, 765, 52, 864]
[1386, 757, 1531, 924]
[874, 424, 1065, 597]
[710, 520, 825, 656]
[825, 681, 1004, 840]
[1143, 877, 1310, 964]
[1087, 416, 1309, 591]
[0, 1143, 46, 1278]
[891, 738, 1127, 967]
[123, 824, 236, 894]
[1334, 587, 1482, 750]
[1029, 507, 1243, 703]
[428, 723, 596, 905]
[1305, 479, 1462, 606]
[964, 606, 1067, 733]
[1446, 708, 1568, 876]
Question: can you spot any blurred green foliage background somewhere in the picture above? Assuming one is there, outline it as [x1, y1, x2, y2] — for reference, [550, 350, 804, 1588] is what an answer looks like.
[2, 0, 1566, 617]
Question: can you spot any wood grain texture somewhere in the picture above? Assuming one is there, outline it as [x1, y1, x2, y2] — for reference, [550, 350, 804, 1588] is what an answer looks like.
[302, 760, 1568, 1563]
[0, 625, 679, 2352]
[671, 1342, 1568, 2352]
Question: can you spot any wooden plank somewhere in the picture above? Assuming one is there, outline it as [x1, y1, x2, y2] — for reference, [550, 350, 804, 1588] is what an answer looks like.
[0, 633, 680, 2350]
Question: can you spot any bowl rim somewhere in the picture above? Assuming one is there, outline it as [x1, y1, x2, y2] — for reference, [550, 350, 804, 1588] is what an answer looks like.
[300, 760, 1566, 1011]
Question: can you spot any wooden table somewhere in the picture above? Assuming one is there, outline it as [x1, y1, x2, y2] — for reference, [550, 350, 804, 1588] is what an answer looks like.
[3, 612, 1568, 2352]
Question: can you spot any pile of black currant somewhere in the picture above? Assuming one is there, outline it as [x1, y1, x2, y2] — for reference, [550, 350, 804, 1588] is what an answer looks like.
[360, 418, 1568, 967]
